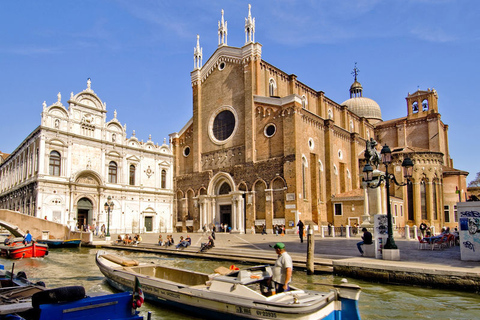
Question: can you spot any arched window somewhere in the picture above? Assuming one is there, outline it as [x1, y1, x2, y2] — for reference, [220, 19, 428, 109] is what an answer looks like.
[269, 79, 276, 97]
[302, 157, 308, 200]
[432, 179, 438, 220]
[49, 151, 61, 176]
[108, 161, 117, 184]
[129, 164, 135, 185]
[161, 170, 167, 189]
[420, 180, 427, 219]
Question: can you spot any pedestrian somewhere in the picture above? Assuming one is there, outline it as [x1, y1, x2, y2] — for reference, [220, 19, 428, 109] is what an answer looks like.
[297, 220, 304, 243]
[271, 242, 292, 294]
[261, 224, 267, 235]
[100, 224, 106, 238]
[357, 227, 373, 256]
[419, 222, 427, 237]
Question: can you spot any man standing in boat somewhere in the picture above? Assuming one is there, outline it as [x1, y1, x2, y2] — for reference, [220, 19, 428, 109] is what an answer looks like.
[271, 242, 293, 294]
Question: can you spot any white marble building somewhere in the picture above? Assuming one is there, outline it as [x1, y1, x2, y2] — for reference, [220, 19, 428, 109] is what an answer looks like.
[0, 79, 174, 234]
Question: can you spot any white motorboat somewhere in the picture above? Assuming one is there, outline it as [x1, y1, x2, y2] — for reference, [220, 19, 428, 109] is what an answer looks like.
[96, 250, 361, 319]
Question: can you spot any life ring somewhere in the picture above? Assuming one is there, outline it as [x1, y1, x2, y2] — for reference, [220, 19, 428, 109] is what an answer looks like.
[32, 286, 86, 308]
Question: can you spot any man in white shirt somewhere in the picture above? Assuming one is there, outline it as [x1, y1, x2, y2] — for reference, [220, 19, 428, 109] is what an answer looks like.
[271, 242, 293, 294]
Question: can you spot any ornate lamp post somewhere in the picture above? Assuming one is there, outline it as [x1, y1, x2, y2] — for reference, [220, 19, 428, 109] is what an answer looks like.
[104, 196, 114, 238]
[363, 144, 413, 250]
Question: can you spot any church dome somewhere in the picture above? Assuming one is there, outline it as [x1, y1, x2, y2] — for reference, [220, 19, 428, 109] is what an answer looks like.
[342, 64, 382, 123]
[341, 96, 382, 121]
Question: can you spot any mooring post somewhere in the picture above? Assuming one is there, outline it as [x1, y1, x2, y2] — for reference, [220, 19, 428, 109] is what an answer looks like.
[306, 223, 315, 275]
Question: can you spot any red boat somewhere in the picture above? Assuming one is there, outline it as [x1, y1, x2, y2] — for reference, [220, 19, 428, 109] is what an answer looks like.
[0, 239, 48, 259]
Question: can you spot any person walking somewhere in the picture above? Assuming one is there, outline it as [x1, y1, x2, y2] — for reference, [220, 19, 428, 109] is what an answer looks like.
[357, 227, 373, 256]
[297, 220, 305, 243]
[271, 242, 293, 294]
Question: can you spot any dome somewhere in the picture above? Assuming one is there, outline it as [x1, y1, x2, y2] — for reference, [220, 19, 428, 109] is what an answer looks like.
[341, 97, 382, 122]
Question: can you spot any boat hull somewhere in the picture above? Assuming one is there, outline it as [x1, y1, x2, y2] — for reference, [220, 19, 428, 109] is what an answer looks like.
[96, 251, 361, 320]
[0, 242, 48, 259]
[36, 239, 81, 248]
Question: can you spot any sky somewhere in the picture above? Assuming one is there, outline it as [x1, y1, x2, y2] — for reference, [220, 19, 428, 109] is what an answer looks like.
[0, 0, 478, 183]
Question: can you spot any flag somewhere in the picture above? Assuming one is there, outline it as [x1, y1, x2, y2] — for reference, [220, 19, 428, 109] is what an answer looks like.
[132, 276, 144, 309]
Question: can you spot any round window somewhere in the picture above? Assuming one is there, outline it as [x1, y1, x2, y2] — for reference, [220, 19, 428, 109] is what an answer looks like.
[218, 62, 226, 70]
[183, 146, 191, 157]
[212, 110, 235, 141]
[264, 124, 276, 137]
[308, 138, 314, 150]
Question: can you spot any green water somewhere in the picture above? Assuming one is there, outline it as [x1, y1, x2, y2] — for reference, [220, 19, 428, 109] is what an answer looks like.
[2, 248, 479, 320]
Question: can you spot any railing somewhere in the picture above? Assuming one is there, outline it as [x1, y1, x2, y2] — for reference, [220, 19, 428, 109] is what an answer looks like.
[319, 225, 419, 240]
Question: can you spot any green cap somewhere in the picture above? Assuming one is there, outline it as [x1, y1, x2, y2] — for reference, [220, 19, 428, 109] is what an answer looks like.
[273, 242, 285, 249]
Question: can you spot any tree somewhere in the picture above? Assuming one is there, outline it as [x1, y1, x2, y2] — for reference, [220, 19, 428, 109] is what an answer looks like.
[469, 172, 480, 187]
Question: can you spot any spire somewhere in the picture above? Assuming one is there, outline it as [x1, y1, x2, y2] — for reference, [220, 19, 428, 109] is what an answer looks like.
[245, 4, 255, 44]
[349, 62, 363, 98]
[193, 34, 203, 70]
[218, 9, 228, 46]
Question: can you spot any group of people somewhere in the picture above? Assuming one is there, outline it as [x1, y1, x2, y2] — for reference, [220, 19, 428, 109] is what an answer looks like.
[115, 234, 142, 245]
[158, 234, 176, 247]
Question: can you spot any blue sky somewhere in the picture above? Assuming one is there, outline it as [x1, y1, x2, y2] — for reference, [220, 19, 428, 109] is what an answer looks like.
[1, 0, 478, 183]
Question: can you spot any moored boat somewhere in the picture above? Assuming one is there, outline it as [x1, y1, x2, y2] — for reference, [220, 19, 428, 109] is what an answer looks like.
[96, 250, 362, 320]
[36, 239, 81, 248]
[0, 240, 48, 259]
[0, 264, 143, 320]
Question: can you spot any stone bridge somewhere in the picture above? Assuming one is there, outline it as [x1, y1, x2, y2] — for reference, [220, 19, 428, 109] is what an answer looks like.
[0, 209, 91, 243]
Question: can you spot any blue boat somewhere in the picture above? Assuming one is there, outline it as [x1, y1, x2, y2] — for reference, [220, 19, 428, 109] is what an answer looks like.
[36, 239, 81, 248]
[0, 265, 143, 320]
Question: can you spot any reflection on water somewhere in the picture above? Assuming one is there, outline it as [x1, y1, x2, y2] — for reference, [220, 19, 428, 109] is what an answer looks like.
[1, 248, 480, 320]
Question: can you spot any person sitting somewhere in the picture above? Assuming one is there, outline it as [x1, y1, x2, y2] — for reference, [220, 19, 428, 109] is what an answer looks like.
[164, 235, 174, 247]
[23, 230, 32, 245]
[4, 235, 13, 246]
[115, 235, 123, 244]
[200, 236, 215, 252]
[133, 234, 142, 245]
[158, 234, 163, 246]
[185, 235, 191, 246]
[357, 228, 373, 256]
[176, 236, 190, 249]
[123, 234, 132, 245]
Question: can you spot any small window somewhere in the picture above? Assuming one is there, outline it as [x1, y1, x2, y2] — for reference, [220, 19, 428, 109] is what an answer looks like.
[218, 62, 226, 71]
[333, 165, 338, 175]
[49, 151, 61, 176]
[161, 170, 167, 188]
[334, 203, 343, 216]
[308, 138, 314, 150]
[444, 205, 450, 223]
[108, 161, 117, 183]
[338, 150, 343, 160]
[264, 124, 276, 137]
[183, 147, 191, 157]
[129, 164, 135, 185]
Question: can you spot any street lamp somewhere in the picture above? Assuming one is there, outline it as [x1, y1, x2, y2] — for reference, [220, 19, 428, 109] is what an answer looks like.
[104, 196, 114, 238]
[363, 144, 413, 250]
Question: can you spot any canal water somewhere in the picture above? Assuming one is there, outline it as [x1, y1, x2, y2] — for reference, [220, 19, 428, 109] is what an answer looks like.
[2, 247, 480, 320]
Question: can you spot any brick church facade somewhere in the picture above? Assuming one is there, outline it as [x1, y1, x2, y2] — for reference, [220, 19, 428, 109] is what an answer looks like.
[170, 5, 467, 234]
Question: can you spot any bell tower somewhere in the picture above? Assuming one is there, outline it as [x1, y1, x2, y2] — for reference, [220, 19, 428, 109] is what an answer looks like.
[406, 88, 439, 119]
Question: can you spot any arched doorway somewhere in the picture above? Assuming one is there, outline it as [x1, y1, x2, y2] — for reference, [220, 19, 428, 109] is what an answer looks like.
[77, 198, 93, 231]
[217, 182, 232, 231]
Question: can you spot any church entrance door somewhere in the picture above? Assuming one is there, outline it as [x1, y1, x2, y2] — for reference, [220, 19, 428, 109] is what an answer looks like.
[219, 205, 231, 230]
[77, 198, 93, 231]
